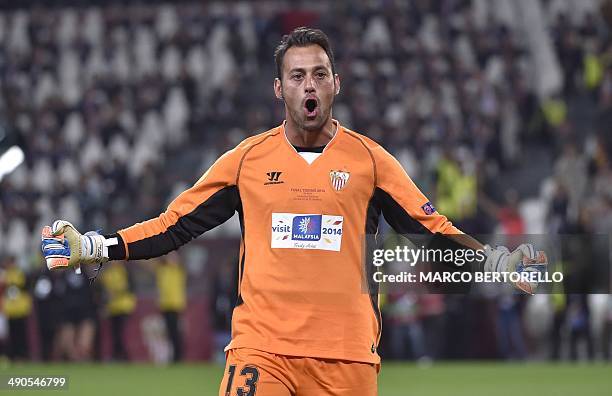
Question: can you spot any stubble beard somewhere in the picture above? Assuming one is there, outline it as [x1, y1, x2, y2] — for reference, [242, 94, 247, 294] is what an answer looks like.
[288, 98, 333, 133]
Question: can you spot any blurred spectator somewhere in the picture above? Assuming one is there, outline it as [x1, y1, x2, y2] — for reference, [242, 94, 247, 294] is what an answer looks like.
[418, 294, 446, 360]
[567, 294, 594, 361]
[554, 28, 583, 96]
[32, 266, 61, 361]
[435, 149, 477, 226]
[480, 188, 525, 235]
[155, 253, 186, 363]
[0, 256, 32, 360]
[211, 254, 238, 364]
[385, 291, 425, 360]
[496, 294, 526, 360]
[549, 280, 567, 361]
[554, 142, 588, 222]
[548, 182, 571, 234]
[54, 269, 97, 361]
[604, 295, 612, 360]
[100, 262, 135, 361]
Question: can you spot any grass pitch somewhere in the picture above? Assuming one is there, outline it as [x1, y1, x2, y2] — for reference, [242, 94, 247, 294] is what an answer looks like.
[0, 361, 609, 395]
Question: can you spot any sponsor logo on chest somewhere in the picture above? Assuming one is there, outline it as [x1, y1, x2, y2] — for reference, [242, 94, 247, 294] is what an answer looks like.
[271, 213, 343, 251]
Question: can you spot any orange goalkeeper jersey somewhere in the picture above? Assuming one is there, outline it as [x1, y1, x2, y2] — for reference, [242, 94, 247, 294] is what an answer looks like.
[108, 120, 461, 364]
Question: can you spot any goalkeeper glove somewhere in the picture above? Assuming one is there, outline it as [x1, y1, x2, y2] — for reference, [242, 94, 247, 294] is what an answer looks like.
[41, 220, 116, 281]
[484, 244, 548, 294]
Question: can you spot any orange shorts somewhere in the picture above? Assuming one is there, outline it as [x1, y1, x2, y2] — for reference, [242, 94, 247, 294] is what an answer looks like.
[219, 348, 378, 396]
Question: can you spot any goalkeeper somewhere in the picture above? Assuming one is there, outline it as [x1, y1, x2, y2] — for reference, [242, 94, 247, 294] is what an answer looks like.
[42, 27, 547, 396]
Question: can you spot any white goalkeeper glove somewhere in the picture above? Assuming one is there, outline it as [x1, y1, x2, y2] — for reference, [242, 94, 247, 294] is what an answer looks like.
[41, 220, 116, 280]
[484, 244, 548, 294]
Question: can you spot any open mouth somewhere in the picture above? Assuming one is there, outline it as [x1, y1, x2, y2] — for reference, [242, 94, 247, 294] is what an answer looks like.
[304, 98, 318, 117]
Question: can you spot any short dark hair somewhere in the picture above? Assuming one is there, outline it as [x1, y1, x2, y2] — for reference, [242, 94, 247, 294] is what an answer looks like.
[274, 27, 336, 80]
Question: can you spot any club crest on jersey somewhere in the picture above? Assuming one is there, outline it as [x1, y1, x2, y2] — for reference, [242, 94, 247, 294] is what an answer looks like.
[330, 170, 350, 191]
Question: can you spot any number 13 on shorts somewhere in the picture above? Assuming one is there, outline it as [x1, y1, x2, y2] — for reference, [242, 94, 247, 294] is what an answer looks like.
[223, 364, 260, 396]
[219, 349, 294, 396]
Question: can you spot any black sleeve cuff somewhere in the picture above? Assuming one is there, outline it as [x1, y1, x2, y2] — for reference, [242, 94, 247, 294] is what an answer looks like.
[104, 233, 127, 261]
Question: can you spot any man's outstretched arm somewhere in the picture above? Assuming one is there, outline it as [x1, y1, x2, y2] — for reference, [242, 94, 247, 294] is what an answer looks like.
[42, 146, 245, 279]
[370, 144, 547, 294]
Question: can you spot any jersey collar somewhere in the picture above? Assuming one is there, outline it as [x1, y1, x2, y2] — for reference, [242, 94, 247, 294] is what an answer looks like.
[280, 119, 343, 157]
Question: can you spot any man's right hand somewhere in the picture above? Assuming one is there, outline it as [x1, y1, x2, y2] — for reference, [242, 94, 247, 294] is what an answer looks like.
[41, 220, 114, 280]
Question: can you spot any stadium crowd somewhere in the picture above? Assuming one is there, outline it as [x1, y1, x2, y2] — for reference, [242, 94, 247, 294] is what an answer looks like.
[1, 0, 611, 362]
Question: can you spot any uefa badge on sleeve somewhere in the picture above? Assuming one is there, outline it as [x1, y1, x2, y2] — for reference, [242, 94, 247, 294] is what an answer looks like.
[421, 201, 436, 215]
[330, 170, 350, 191]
